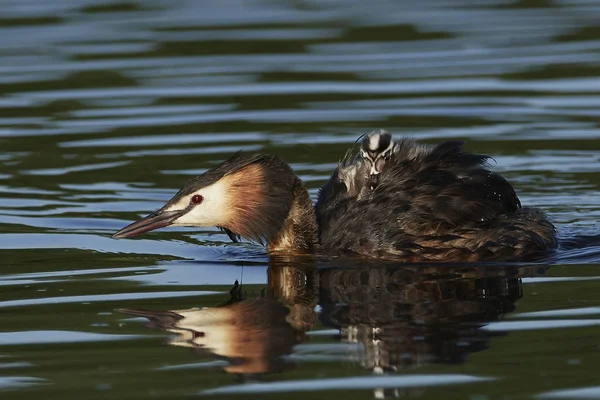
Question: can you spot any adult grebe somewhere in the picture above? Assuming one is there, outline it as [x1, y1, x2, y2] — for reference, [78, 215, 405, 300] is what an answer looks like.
[113, 132, 557, 261]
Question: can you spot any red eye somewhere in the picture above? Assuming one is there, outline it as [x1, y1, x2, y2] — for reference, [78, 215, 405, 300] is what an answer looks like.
[191, 194, 204, 204]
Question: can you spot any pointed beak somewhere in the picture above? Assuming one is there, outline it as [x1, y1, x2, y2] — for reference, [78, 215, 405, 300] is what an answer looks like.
[112, 208, 187, 239]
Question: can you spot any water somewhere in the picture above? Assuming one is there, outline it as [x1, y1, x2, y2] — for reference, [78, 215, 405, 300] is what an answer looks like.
[1, 0, 600, 398]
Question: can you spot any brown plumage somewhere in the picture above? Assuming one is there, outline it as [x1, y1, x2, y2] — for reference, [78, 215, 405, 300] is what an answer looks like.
[317, 137, 557, 261]
[113, 135, 557, 262]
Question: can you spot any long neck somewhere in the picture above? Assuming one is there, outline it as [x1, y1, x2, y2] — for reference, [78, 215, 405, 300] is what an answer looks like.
[267, 179, 319, 253]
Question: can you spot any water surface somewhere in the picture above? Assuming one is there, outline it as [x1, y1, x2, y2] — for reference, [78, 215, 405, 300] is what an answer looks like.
[2, 0, 600, 399]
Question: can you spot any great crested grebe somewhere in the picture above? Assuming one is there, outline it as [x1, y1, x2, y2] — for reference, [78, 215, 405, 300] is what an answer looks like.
[113, 132, 558, 262]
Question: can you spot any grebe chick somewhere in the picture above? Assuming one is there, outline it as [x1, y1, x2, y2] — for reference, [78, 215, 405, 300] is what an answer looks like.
[113, 136, 558, 262]
[326, 129, 396, 201]
[360, 129, 397, 189]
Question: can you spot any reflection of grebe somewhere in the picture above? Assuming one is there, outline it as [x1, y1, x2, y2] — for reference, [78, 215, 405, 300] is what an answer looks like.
[119, 297, 301, 376]
[318, 265, 528, 372]
[113, 131, 557, 262]
[119, 263, 546, 383]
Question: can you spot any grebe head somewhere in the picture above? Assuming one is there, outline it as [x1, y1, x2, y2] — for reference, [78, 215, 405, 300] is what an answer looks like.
[360, 129, 396, 177]
[317, 130, 398, 207]
[112, 153, 310, 247]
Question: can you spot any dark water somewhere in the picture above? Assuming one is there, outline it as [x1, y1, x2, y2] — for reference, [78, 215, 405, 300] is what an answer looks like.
[2, 0, 600, 398]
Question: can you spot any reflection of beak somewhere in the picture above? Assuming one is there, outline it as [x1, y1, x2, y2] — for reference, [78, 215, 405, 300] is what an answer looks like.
[112, 208, 187, 238]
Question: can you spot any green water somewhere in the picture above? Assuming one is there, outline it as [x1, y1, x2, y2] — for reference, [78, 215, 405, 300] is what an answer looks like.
[1, 0, 600, 399]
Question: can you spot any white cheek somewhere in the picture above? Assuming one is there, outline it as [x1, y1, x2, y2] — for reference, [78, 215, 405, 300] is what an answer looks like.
[170, 181, 228, 227]
[164, 196, 190, 212]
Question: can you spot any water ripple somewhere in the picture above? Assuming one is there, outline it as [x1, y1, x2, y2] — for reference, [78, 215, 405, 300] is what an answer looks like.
[201, 374, 496, 395]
